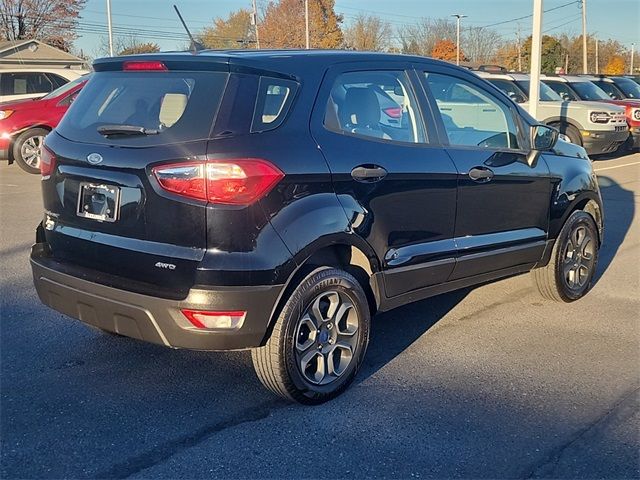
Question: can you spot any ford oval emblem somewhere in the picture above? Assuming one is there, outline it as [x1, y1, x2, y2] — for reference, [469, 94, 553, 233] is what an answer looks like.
[87, 153, 103, 165]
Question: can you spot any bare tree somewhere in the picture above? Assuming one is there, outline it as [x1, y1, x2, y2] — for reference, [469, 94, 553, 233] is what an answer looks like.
[343, 13, 392, 51]
[0, 0, 86, 51]
[398, 18, 456, 56]
[463, 27, 504, 65]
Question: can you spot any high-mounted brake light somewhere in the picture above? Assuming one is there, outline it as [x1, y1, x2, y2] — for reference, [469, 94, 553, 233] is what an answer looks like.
[182, 309, 247, 330]
[152, 158, 284, 205]
[122, 61, 168, 71]
[40, 145, 56, 178]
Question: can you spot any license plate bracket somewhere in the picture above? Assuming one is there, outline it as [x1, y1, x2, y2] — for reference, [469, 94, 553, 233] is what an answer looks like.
[77, 183, 120, 222]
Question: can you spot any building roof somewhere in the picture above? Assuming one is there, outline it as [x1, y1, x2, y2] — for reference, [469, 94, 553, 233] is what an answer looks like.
[0, 39, 85, 67]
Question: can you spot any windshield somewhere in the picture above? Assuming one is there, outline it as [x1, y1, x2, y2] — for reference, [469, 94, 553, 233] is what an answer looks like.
[613, 77, 640, 99]
[593, 81, 623, 100]
[570, 81, 610, 101]
[515, 80, 563, 101]
[41, 74, 90, 100]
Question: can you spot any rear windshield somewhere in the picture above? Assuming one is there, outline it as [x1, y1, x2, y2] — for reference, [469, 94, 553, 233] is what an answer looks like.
[56, 71, 228, 146]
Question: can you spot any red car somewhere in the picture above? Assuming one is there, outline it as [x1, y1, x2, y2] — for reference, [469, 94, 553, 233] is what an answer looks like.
[0, 75, 89, 173]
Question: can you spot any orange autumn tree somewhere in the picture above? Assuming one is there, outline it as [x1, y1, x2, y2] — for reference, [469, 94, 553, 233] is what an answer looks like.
[260, 0, 343, 49]
[603, 55, 626, 75]
[431, 39, 467, 62]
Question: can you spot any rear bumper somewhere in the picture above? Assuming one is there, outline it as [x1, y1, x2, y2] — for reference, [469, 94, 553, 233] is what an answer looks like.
[31, 244, 284, 351]
[582, 129, 629, 155]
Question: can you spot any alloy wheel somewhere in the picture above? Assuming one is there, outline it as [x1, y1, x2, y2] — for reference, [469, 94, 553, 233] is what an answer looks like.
[294, 290, 360, 386]
[20, 135, 44, 169]
[562, 224, 595, 290]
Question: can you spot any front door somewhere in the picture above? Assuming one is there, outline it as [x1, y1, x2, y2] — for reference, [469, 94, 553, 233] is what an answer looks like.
[420, 67, 551, 280]
[311, 64, 458, 298]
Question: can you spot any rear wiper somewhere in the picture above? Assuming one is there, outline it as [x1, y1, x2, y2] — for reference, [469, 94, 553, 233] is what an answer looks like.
[97, 124, 160, 137]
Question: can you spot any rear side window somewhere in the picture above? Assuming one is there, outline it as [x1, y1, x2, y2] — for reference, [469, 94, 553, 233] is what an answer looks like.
[57, 71, 228, 146]
[324, 70, 427, 144]
[251, 77, 298, 133]
[0, 72, 59, 96]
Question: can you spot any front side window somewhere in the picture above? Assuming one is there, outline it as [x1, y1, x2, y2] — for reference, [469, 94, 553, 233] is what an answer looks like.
[324, 70, 426, 144]
[514, 80, 563, 102]
[544, 82, 580, 101]
[425, 72, 520, 150]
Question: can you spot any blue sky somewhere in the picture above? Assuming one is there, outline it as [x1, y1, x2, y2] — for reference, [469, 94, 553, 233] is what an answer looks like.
[75, 0, 639, 56]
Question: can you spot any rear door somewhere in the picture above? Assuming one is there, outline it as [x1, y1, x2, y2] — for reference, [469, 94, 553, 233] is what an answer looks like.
[420, 66, 551, 280]
[43, 64, 229, 297]
[311, 62, 458, 298]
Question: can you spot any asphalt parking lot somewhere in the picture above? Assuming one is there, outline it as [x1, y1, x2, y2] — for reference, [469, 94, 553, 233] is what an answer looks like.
[1, 153, 639, 479]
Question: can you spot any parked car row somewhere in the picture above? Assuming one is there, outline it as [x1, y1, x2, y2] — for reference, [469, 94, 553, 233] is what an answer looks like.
[475, 67, 640, 155]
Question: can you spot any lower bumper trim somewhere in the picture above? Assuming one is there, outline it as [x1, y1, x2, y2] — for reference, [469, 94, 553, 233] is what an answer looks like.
[31, 250, 284, 351]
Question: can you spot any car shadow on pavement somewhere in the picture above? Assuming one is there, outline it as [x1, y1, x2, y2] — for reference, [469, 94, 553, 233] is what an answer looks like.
[593, 175, 635, 283]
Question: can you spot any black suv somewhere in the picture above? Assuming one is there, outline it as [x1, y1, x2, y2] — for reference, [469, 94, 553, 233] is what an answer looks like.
[31, 51, 604, 404]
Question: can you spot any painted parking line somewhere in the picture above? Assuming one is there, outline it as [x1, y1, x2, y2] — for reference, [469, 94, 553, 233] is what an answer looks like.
[594, 161, 640, 172]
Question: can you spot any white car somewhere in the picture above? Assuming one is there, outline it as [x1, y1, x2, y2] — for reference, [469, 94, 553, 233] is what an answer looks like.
[0, 68, 89, 103]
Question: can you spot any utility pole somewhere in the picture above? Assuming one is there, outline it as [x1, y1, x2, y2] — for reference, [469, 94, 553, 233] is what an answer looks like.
[451, 14, 467, 66]
[106, 0, 114, 56]
[305, 0, 310, 49]
[251, 0, 260, 49]
[581, 0, 588, 73]
[529, 0, 544, 119]
[595, 37, 599, 74]
[632, 43, 636, 75]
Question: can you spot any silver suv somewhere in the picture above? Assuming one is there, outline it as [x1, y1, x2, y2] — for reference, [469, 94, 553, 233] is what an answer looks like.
[475, 71, 628, 155]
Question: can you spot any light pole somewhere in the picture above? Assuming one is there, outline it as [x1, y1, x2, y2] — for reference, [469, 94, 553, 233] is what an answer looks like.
[581, 0, 588, 73]
[106, 0, 114, 56]
[529, 0, 544, 119]
[305, 0, 310, 49]
[632, 43, 636, 75]
[451, 14, 466, 66]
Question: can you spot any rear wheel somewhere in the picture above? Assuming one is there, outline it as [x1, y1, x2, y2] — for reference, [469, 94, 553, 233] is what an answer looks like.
[533, 210, 599, 302]
[252, 267, 370, 404]
[13, 128, 48, 174]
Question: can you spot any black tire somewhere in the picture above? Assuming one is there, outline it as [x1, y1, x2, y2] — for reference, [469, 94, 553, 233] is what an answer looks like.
[533, 210, 599, 302]
[252, 267, 370, 404]
[13, 128, 48, 174]
[556, 123, 582, 147]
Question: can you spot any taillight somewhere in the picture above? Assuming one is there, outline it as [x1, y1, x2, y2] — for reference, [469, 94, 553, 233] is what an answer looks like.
[40, 145, 56, 178]
[122, 61, 168, 71]
[383, 107, 403, 119]
[182, 309, 246, 330]
[152, 158, 284, 205]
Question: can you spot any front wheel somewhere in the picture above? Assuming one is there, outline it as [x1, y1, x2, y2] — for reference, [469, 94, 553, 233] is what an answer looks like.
[532, 210, 599, 302]
[252, 267, 370, 404]
[13, 128, 48, 174]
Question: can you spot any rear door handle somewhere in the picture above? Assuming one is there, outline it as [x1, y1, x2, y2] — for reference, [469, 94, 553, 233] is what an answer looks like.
[468, 166, 494, 183]
[351, 165, 388, 182]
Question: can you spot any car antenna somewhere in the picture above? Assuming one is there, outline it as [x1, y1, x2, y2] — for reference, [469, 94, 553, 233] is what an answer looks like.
[173, 5, 205, 54]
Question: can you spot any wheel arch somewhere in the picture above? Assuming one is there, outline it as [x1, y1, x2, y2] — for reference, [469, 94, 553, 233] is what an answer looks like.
[544, 116, 585, 132]
[260, 237, 382, 346]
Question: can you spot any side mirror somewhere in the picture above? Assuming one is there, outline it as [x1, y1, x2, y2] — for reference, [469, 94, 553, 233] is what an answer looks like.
[527, 124, 559, 166]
